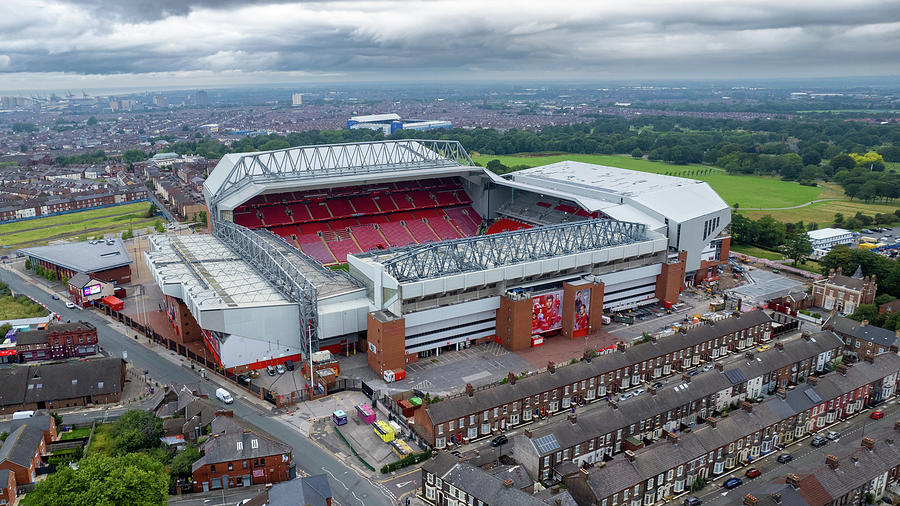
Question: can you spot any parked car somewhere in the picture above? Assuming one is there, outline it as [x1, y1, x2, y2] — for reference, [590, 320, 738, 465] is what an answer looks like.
[490, 435, 508, 447]
[276, 364, 286, 375]
[51, 294, 60, 300]
[653, 382, 664, 389]
[826, 431, 840, 441]
[285, 360, 294, 371]
[215, 388, 233, 404]
[266, 365, 277, 376]
[777, 453, 793, 463]
[745, 468, 761, 478]
[757, 345, 770, 352]
[723, 477, 743, 489]
[683, 497, 702, 506]
[66, 301, 75, 309]
[633, 388, 645, 396]
[871, 410, 885, 419]
[811, 436, 828, 447]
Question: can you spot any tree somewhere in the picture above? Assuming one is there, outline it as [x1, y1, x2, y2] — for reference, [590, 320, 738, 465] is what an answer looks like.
[123, 149, 147, 163]
[485, 159, 509, 174]
[146, 203, 158, 218]
[830, 153, 855, 171]
[86, 116, 98, 126]
[631, 148, 643, 158]
[169, 444, 201, 478]
[154, 219, 165, 233]
[49, 412, 63, 428]
[782, 230, 812, 265]
[121, 229, 134, 240]
[111, 410, 163, 456]
[21, 453, 168, 506]
[0, 432, 7, 442]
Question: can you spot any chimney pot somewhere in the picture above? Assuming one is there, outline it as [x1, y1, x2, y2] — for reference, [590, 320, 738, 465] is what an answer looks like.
[826, 454, 839, 470]
[568, 413, 577, 425]
[741, 402, 753, 413]
[466, 383, 474, 397]
[743, 494, 759, 506]
[547, 361, 556, 374]
[707, 417, 718, 429]
[861, 437, 875, 451]
[775, 341, 784, 351]
[682, 373, 691, 383]
[786, 473, 801, 489]
[801, 332, 811, 341]
[617, 341, 626, 352]
[608, 399, 618, 410]
[864, 353, 874, 364]
[894, 421, 900, 432]
[715, 362, 724, 371]
[776, 388, 787, 399]
[807, 376, 818, 386]
[745, 351, 755, 360]
[508, 372, 517, 385]
[524, 429, 533, 438]
[836, 364, 848, 376]
[504, 479, 514, 488]
[772, 492, 782, 504]
[649, 386, 657, 396]
[624, 450, 635, 462]
[861, 320, 868, 327]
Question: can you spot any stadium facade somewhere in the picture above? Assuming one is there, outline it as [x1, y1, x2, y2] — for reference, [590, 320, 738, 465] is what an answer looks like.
[346, 113, 452, 135]
[147, 140, 730, 377]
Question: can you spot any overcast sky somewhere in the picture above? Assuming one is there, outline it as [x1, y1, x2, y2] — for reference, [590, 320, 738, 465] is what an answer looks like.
[2, 0, 900, 92]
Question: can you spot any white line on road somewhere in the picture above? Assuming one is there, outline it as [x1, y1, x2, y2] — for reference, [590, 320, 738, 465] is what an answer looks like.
[321, 466, 368, 506]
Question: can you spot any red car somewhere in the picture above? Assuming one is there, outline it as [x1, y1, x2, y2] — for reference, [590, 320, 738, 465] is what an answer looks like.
[870, 410, 885, 420]
[745, 468, 761, 478]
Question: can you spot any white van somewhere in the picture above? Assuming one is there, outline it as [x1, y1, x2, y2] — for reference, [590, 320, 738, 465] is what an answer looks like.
[12, 410, 35, 420]
[215, 388, 234, 404]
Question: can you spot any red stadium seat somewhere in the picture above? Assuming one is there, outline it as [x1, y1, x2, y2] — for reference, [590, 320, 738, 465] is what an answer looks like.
[350, 226, 389, 252]
[270, 225, 300, 238]
[379, 222, 417, 247]
[433, 191, 458, 206]
[358, 215, 389, 225]
[373, 195, 398, 213]
[233, 211, 264, 228]
[404, 219, 439, 243]
[326, 199, 355, 219]
[350, 196, 379, 215]
[308, 202, 332, 220]
[299, 238, 336, 264]
[409, 190, 437, 209]
[288, 203, 312, 223]
[428, 217, 462, 240]
[326, 238, 362, 263]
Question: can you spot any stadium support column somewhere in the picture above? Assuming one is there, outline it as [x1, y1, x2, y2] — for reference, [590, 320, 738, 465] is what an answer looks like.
[562, 281, 606, 339]
[656, 251, 687, 306]
[367, 311, 405, 376]
[496, 293, 533, 351]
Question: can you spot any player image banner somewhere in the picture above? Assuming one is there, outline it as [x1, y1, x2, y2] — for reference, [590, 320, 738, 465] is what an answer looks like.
[573, 288, 591, 337]
[532, 290, 563, 335]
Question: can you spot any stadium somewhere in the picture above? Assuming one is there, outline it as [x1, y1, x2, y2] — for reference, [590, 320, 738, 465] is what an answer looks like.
[146, 139, 730, 378]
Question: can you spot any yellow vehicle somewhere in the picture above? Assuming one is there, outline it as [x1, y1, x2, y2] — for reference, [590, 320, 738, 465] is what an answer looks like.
[757, 345, 770, 352]
[391, 439, 413, 457]
[374, 420, 395, 442]
[858, 243, 877, 250]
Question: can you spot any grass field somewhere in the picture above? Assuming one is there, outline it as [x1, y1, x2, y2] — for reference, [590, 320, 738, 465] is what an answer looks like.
[730, 244, 785, 260]
[0, 294, 50, 320]
[471, 153, 899, 223]
[0, 201, 156, 247]
[87, 423, 113, 455]
[59, 427, 92, 440]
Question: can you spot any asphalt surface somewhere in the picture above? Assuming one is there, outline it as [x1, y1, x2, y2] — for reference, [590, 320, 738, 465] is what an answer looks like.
[0, 265, 395, 506]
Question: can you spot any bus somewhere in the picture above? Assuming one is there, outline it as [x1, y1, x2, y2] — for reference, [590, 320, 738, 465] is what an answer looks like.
[332, 410, 347, 426]
[356, 403, 376, 424]
[373, 420, 395, 442]
[391, 438, 413, 457]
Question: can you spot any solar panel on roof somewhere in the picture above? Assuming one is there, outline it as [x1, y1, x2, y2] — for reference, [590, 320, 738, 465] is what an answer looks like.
[805, 389, 823, 404]
[534, 434, 560, 454]
[724, 369, 746, 384]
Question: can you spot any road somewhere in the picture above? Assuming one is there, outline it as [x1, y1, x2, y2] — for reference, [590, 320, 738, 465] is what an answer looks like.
[146, 191, 178, 223]
[695, 399, 900, 505]
[0, 265, 395, 506]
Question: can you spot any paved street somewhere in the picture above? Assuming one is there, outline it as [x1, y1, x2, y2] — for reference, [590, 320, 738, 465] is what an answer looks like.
[0, 263, 395, 506]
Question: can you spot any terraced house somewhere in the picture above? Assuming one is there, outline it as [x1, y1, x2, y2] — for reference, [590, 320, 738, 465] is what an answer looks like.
[510, 331, 844, 481]
[414, 311, 775, 447]
[560, 352, 900, 506]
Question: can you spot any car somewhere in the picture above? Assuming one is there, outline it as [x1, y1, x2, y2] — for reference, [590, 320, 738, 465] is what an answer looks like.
[652, 382, 664, 389]
[745, 468, 761, 478]
[702, 364, 713, 372]
[757, 345, 770, 352]
[276, 364, 286, 375]
[826, 431, 840, 441]
[777, 453, 793, 463]
[811, 436, 828, 447]
[871, 410, 885, 419]
[723, 477, 743, 489]
[688, 369, 700, 377]
[285, 360, 294, 371]
[618, 393, 631, 401]
[65, 301, 75, 309]
[266, 365, 277, 376]
[490, 435, 508, 447]
[862, 229, 873, 234]
[683, 497, 702, 506]
[51, 294, 60, 300]
[633, 388, 645, 396]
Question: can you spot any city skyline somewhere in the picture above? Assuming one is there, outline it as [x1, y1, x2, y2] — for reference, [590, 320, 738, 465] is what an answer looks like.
[1, 0, 900, 91]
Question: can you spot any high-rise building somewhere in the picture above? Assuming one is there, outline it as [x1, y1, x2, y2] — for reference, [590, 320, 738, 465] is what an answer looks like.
[195, 90, 208, 106]
[153, 95, 168, 108]
[292, 93, 303, 106]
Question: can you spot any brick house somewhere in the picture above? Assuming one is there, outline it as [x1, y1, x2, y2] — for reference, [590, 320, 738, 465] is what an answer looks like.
[0, 358, 125, 415]
[191, 415, 294, 492]
[0, 424, 48, 485]
[812, 266, 877, 314]
[14, 321, 98, 362]
[0, 469, 14, 506]
[826, 315, 899, 360]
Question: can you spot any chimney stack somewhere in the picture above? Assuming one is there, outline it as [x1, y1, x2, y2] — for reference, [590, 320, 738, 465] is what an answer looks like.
[861, 437, 875, 451]
[583, 349, 593, 362]
[776, 388, 787, 399]
[608, 399, 618, 410]
[504, 479, 514, 488]
[786, 473, 801, 490]
[568, 413, 577, 425]
[772, 493, 782, 504]
[836, 266, 842, 276]
[548, 361, 556, 374]
[894, 421, 900, 432]
[665, 431, 679, 445]
[707, 417, 718, 429]
[745, 351, 755, 361]
[836, 364, 848, 376]
[861, 320, 868, 327]
[508, 372, 517, 385]
[466, 383, 474, 397]
[682, 373, 691, 383]
[891, 344, 899, 353]
[649, 386, 657, 396]
[807, 376, 818, 386]
[715, 362, 724, 371]
[624, 450, 635, 462]
[826, 455, 839, 470]
[801, 332, 811, 341]
[741, 401, 753, 413]
[617, 341, 626, 352]
[775, 341, 784, 351]
[864, 353, 874, 364]
[743, 495, 759, 506]
[524, 429, 533, 438]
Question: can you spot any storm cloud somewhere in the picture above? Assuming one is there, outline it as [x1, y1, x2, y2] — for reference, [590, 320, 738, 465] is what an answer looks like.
[2, 0, 900, 89]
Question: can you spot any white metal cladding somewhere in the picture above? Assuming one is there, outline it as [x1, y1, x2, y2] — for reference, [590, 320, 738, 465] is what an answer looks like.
[205, 139, 475, 213]
[358, 219, 651, 283]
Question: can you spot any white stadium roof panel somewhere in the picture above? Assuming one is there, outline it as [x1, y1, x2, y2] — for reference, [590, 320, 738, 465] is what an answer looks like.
[350, 113, 401, 122]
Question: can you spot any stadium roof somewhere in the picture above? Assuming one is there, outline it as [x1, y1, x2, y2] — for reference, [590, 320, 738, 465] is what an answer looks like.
[499, 161, 728, 224]
[18, 239, 132, 274]
[352, 218, 653, 282]
[350, 113, 401, 122]
[204, 139, 478, 212]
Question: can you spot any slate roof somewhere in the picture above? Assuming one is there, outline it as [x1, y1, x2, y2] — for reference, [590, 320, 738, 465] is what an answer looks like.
[825, 274, 867, 291]
[18, 239, 132, 274]
[487, 464, 534, 490]
[192, 429, 291, 472]
[829, 316, 897, 348]
[427, 311, 773, 424]
[14, 321, 95, 346]
[268, 474, 332, 506]
[527, 331, 844, 455]
[0, 358, 124, 408]
[68, 272, 91, 289]
[0, 424, 43, 468]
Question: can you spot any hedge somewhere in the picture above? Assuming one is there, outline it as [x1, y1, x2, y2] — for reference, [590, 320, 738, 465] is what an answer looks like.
[381, 448, 432, 474]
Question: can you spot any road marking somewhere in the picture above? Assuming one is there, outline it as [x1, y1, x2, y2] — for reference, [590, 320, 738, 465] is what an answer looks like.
[396, 480, 414, 488]
[321, 466, 368, 505]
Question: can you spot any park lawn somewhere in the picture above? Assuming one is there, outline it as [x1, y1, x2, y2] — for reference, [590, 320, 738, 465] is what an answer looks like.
[59, 427, 92, 440]
[738, 199, 900, 224]
[0, 201, 151, 235]
[1, 215, 158, 247]
[730, 244, 785, 261]
[87, 423, 114, 455]
[470, 153, 823, 209]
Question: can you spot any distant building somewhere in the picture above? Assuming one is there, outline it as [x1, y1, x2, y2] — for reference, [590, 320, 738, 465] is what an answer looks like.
[291, 93, 303, 106]
[14, 321, 99, 362]
[826, 315, 899, 359]
[18, 239, 133, 286]
[812, 266, 877, 314]
[0, 357, 126, 414]
[195, 90, 208, 106]
[153, 95, 168, 108]
[808, 227, 853, 255]
[347, 113, 451, 135]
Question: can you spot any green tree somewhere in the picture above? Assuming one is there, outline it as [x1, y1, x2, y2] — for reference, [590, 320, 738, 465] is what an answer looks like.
[0, 432, 7, 442]
[121, 229, 134, 240]
[86, 116, 98, 126]
[485, 159, 509, 174]
[153, 219, 165, 233]
[123, 149, 148, 163]
[848, 304, 879, 324]
[145, 203, 158, 218]
[49, 412, 63, 428]
[782, 230, 812, 265]
[259, 139, 289, 151]
[111, 410, 163, 456]
[21, 453, 168, 506]
[631, 148, 643, 158]
[830, 153, 855, 171]
[169, 444, 201, 478]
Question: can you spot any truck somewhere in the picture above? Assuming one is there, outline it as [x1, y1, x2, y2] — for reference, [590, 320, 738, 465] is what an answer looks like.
[12, 410, 35, 420]
[382, 369, 406, 383]
[601, 315, 612, 325]
[860, 236, 878, 244]
[215, 388, 233, 404]
[612, 314, 634, 324]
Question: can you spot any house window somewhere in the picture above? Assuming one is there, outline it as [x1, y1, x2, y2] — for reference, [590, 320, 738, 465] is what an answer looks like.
[228, 463, 233, 471]
[210, 465, 216, 472]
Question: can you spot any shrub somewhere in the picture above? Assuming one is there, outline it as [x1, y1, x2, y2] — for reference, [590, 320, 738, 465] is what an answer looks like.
[381, 449, 433, 474]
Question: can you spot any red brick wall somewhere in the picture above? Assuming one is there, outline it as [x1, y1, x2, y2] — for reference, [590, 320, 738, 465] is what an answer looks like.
[192, 456, 292, 492]
[90, 264, 131, 285]
[367, 313, 406, 376]
[496, 295, 534, 351]
[0, 468, 14, 506]
[656, 252, 686, 305]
